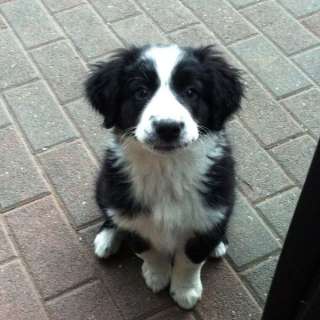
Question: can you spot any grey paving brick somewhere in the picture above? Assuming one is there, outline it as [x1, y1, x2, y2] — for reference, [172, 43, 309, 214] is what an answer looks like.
[39, 141, 101, 227]
[0, 99, 10, 128]
[46, 281, 121, 320]
[5, 197, 94, 299]
[0, 29, 37, 90]
[241, 1, 318, 55]
[282, 89, 320, 138]
[42, 0, 84, 13]
[293, 47, 320, 86]
[239, 75, 302, 146]
[228, 0, 261, 9]
[227, 120, 292, 201]
[136, 0, 197, 32]
[169, 24, 217, 47]
[91, 0, 139, 23]
[199, 260, 261, 319]
[0, 126, 48, 209]
[278, 0, 320, 18]
[1, 0, 62, 48]
[257, 187, 300, 240]
[56, 5, 121, 60]
[243, 256, 279, 304]
[230, 36, 310, 98]
[182, 0, 256, 44]
[271, 135, 316, 185]
[31, 41, 87, 103]
[227, 192, 280, 269]
[4, 81, 78, 152]
[302, 12, 320, 38]
[0, 261, 48, 320]
[0, 223, 15, 263]
[112, 14, 167, 46]
[147, 308, 196, 320]
[65, 98, 108, 161]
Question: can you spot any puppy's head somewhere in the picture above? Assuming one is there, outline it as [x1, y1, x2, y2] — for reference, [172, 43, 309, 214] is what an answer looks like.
[85, 45, 243, 152]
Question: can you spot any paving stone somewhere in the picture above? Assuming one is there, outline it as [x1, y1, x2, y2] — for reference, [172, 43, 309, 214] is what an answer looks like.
[241, 1, 318, 55]
[198, 260, 261, 319]
[147, 308, 196, 320]
[0, 126, 48, 209]
[271, 135, 316, 185]
[4, 81, 78, 152]
[282, 89, 320, 138]
[39, 141, 100, 227]
[0, 99, 10, 127]
[91, 0, 139, 23]
[230, 35, 310, 98]
[46, 281, 122, 320]
[169, 24, 217, 47]
[257, 187, 300, 240]
[0, 29, 37, 90]
[1, 0, 62, 48]
[80, 225, 173, 320]
[278, 0, 320, 18]
[56, 5, 121, 60]
[42, 0, 84, 12]
[302, 12, 320, 38]
[0, 261, 48, 320]
[243, 256, 279, 304]
[5, 197, 94, 299]
[227, 120, 292, 201]
[31, 41, 87, 103]
[182, 0, 256, 44]
[136, 0, 197, 32]
[227, 192, 280, 268]
[228, 0, 261, 9]
[66, 98, 108, 161]
[0, 223, 15, 263]
[239, 75, 302, 146]
[293, 47, 320, 86]
[112, 15, 167, 46]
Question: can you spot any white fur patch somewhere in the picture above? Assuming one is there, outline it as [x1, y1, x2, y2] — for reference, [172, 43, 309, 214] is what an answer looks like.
[112, 133, 226, 254]
[94, 229, 120, 258]
[211, 241, 228, 258]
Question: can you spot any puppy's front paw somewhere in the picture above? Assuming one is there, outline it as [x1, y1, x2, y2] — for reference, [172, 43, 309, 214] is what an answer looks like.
[94, 229, 120, 258]
[142, 261, 171, 293]
[210, 241, 228, 258]
[170, 280, 203, 310]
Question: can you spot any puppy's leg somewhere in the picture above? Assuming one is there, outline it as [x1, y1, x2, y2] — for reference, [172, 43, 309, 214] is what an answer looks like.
[129, 233, 171, 293]
[210, 235, 229, 258]
[170, 250, 204, 310]
[94, 220, 123, 258]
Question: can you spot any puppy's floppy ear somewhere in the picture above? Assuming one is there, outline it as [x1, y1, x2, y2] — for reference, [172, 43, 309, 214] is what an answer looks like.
[85, 48, 137, 128]
[195, 46, 244, 130]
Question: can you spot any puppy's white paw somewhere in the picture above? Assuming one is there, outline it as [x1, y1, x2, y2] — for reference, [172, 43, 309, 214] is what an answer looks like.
[170, 280, 203, 310]
[94, 229, 120, 258]
[142, 261, 171, 293]
[210, 241, 228, 258]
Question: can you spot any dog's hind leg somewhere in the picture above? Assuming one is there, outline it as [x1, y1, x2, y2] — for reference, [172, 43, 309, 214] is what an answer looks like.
[94, 215, 123, 258]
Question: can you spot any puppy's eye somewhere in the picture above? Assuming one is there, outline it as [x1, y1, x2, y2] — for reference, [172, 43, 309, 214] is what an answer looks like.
[135, 87, 149, 100]
[184, 87, 198, 99]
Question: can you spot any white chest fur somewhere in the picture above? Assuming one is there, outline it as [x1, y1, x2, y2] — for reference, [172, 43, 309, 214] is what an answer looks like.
[112, 134, 226, 253]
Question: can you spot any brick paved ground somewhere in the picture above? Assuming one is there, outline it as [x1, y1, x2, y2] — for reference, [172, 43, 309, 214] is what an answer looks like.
[0, 0, 319, 319]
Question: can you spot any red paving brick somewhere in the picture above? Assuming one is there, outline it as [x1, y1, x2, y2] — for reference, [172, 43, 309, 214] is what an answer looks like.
[5, 197, 94, 299]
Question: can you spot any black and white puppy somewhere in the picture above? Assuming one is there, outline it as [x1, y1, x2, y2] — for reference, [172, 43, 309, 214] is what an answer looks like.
[85, 45, 243, 309]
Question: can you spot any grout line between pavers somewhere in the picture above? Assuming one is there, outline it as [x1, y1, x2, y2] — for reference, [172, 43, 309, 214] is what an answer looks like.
[227, 0, 269, 10]
[0, 77, 40, 95]
[43, 0, 87, 14]
[275, 0, 320, 20]
[0, 255, 19, 268]
[165, 21, 201, 35]
[25, 36, 66, 51]
[44, 277, 97, 303]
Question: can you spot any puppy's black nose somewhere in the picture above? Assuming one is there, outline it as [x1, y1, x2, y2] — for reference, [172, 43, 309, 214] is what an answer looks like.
[154, 120, 184, 142]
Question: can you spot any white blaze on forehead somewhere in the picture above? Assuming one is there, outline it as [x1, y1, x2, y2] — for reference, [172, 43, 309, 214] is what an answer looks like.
[144, 45, 184, 85]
